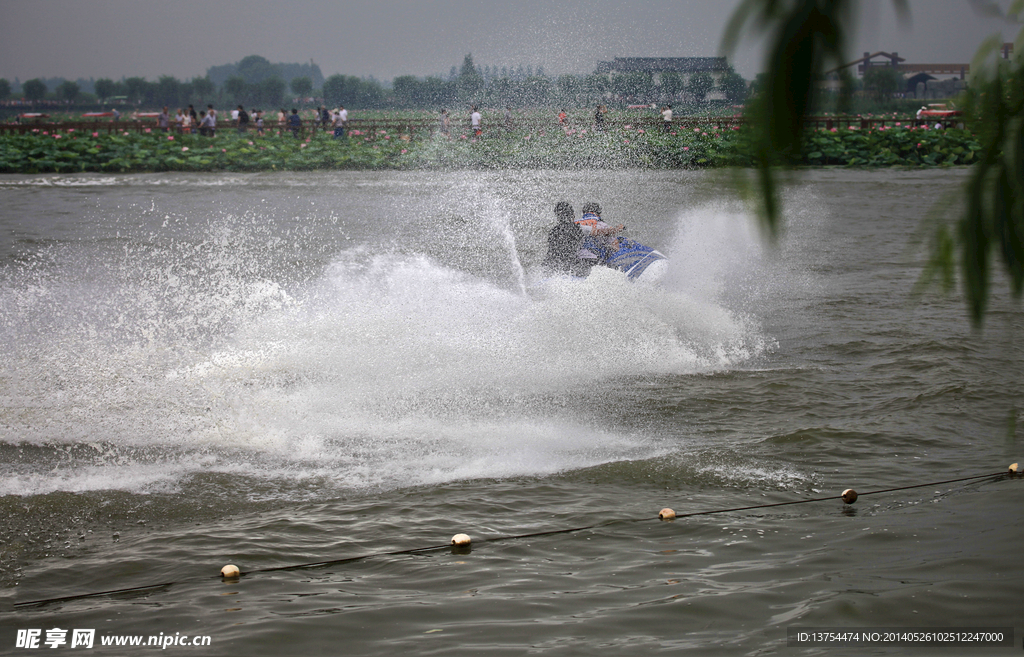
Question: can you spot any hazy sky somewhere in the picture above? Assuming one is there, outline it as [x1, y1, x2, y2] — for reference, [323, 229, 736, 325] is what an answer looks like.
[0, 0, 1019, 84]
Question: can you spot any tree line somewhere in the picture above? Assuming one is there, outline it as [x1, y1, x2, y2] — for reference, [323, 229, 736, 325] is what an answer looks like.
[388, 55, 748, 109]
[1, 54, 748, 112]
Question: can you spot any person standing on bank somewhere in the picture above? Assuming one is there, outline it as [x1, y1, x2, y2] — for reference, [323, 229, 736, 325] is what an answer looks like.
[333, 106, 347, 138]
[439, 108, 451, 137]
[338, 105, 348, 133]
[237, 105, 249, 134]
[471, 106, 482, 137]
[198, 111, 214, 137]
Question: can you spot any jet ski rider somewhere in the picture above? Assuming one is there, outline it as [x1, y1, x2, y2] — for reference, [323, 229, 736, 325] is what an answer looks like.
[544, 201, 588, 276]
[576, 202, 625, 263]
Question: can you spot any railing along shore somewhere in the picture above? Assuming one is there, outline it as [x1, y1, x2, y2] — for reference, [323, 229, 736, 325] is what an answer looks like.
[0, 115, 946, 137]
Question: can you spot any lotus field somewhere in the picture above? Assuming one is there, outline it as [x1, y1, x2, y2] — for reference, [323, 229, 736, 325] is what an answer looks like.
[0, 121, 982, 173]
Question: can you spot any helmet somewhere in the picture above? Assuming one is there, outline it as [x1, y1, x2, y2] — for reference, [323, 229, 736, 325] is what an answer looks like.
[554, 201, 575, 222]
[581, 202, 601, 215]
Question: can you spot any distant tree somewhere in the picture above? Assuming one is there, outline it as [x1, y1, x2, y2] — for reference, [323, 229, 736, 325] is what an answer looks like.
[290, 76, 313, 98]
[458, 54, 484, 100]
[839, 69, 861, 93]
[352, 77, 384, 108]
[223, 76, 248, 103]
[124, 77, 150, 104]
[322, 74, 347, 106]
[178, 80, 194, 103]
[557, 74, 582, 106]
[748, 72, 769, 95]
[236, 55, 280, 84]
[423, 76, 455, 107]
[862, 66, 904, 98]
[155, 75, 181, 106]
[582, 73, 609, 101]
[94, 78, 117, 101]
[256, 77, 286, 107]
[659, 71, 685, 100]
[521, 75, 552, 106]
[279, 62, 325, 91]
[323, 74, 386, 107]
[22, 78, 47, 102]
[0, 78, 11, 100]
[57, 80, 80, 103]
[612, 72, 653, 101]
[687, 71, 715, 103]
[190, 76, 215, 101]
[392, 75, 422, 107]
[487, 76, 515, 106]
[719, 68, 749, 103]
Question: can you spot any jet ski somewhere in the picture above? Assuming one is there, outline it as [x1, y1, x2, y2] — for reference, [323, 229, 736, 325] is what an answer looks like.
[581, 234, 668, 282]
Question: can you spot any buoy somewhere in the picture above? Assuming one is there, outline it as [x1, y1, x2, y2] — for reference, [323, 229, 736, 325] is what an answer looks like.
[450, 533, 471, 547]
[659, 508, 676, 520]
[1009, 463, 1019, 476]
[841, 489, 858, 505]
[220, 564, 240, 578]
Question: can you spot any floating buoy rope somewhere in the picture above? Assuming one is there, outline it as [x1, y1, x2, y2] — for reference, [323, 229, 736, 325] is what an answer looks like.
[12, 466, 1016, 609]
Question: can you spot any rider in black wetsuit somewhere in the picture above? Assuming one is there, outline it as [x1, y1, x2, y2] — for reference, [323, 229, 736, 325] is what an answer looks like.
[543, 201, 591, 277]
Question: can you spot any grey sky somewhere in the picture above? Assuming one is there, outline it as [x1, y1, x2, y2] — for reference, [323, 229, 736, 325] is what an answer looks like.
[0, 0, 1019, 84]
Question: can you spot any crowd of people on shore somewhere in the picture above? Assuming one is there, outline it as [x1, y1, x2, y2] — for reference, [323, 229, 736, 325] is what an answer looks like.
[149, 104, 353, 138]
[155, 103, 660, 140]
[10, 102, 689, 137]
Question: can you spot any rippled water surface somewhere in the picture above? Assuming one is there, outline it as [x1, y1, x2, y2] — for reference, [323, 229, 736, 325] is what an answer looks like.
[1, 169, 1021, 655]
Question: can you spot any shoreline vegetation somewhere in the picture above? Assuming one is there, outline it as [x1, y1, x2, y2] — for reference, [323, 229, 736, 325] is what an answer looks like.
[0, 117, 981, 174]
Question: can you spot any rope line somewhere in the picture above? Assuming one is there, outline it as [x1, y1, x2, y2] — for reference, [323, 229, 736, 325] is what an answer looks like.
[12, 469, 1013, 609]
[656, 471, 1006, 520]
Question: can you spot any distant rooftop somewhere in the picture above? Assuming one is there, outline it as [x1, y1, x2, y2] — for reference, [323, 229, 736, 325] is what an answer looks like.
[595, 57, 730, 74]
[827, 51, 981, 79]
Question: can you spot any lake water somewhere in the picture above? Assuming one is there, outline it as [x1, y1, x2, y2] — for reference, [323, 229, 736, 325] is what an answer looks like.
[1, 168, 1021, 655]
